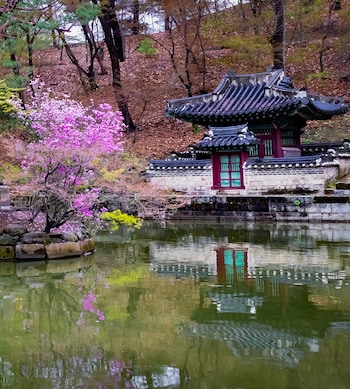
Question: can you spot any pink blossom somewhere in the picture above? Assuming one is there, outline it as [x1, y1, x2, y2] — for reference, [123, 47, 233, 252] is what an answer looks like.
[81, 291, 105, 322]
[14, 83, 125, 233]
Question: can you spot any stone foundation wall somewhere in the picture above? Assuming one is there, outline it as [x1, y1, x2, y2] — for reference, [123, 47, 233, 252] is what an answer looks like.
[0, 224, 95, 261]
[244, 165, 339, 195]
[170, 195, 350, 222]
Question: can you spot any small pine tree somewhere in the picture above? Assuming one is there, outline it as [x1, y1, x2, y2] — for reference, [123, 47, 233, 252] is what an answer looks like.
[0, 79, 20, 116]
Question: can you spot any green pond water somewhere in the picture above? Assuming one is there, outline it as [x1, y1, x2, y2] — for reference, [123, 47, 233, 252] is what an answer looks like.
[0, 221, 350, 389]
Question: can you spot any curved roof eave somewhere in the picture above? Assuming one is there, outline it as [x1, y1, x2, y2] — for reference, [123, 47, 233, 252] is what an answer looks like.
[296, 99, 349, 120]
[165, 70, 349, 124]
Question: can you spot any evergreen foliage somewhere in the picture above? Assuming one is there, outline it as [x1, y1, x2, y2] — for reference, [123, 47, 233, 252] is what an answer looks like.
[137, 37, 158, 56]
[75, 3, 100, 26]
[0, 79, 20, 115]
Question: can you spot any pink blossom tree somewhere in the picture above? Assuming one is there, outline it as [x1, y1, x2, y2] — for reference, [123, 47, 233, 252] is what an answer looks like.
[16, 81, 124, 233]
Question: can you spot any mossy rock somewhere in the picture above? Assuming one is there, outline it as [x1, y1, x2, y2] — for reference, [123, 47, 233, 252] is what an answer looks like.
[0, 245, 15, 260]
[4, 224, 28, 236]
[79, 239, 96, 254]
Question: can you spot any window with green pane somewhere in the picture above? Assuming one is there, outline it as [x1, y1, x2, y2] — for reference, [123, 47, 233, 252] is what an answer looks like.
[224, 249, 234, 284]
[219, 154, 241, 188]
[249, 144, 259, 157]
[263, 139, 274, 156]
[281, 129, 298, 146]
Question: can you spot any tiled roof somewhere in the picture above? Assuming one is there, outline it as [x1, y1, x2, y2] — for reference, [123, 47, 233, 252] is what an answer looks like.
[166, 69, 349, 125]
[196, 123, 260, 150]
[148, 159, 212, 170]
[245, 155, 335, 169]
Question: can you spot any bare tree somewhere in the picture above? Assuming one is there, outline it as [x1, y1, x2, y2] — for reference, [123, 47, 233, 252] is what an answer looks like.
[318, 0, 341, 73]
[131, 0, 140, 35]
[153, 0, 207, 97]
[269, 0, 285, 70]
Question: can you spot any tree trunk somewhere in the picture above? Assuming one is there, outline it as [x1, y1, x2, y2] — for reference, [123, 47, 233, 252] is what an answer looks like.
[164, 15, 170, 31]
[25, 30, 34, 80]
[10, 52, 25, 106]
[132, 0, 140, 35]
[98, 0, 136, 131]
[269, 0, 285, 70]
[58, 31, 99, 91]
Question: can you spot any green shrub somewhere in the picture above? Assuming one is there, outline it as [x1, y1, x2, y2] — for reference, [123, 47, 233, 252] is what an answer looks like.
[137, 38, 158, 56]
[0, 79, 20, 116]
[101, 209, 143, 231]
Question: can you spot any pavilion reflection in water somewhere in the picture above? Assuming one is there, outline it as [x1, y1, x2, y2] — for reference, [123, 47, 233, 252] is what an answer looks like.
[149, 240, 349, 366]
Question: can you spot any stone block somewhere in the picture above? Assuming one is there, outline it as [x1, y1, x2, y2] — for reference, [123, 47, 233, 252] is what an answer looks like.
[0, 233, 19, 246]
[0, 245, 15, 260]
[0, 186, 10, 208]
[20, 232, 51, 244]
[4, 224, 28, 236]
[15, 244, 46, 260]
[45, 242, 82, 259]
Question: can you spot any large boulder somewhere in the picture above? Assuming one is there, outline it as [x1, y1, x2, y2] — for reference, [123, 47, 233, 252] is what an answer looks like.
[0, 233, 19, 246]
[4, 224, 28, 236]
[0, 246, 15, 260]
[20, 232, 51, 244]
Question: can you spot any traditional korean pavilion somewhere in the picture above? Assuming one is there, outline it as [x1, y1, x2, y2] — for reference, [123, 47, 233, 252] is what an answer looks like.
[159, 69, 349, 193]
[166, 69, 348, 157]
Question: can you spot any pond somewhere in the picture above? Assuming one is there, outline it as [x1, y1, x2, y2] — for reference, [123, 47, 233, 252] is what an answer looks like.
[0, 221, 350, 388]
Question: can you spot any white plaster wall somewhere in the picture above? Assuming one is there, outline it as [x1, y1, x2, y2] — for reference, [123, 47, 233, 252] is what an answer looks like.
[149, 241, 217, 263]
[148, 170, 216, 195]
[147, 165, 339, 196]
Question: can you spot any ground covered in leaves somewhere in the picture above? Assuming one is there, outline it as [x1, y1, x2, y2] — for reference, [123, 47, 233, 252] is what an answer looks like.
[1, 26, 350, 174]
[31, 30, 350, 156]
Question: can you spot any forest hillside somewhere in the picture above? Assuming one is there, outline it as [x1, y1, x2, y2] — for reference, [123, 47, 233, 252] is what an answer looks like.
[1, 1, 350, 169]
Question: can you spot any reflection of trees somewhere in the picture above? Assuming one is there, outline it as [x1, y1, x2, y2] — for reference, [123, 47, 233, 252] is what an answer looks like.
[127, 286, 143, 318]
[8, 349, 134, 387]
[26, 280, 81, 381]
[28, 281, 80, 337]
[2, 221, 350, 388]
[299, 333, 350, 388]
